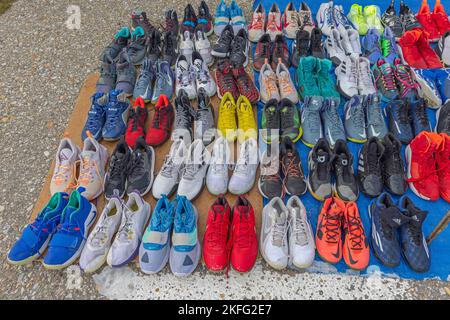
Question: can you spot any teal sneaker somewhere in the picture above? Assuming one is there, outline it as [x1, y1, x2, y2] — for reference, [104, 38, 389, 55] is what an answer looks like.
[316, 58, 340, 103]
[296, 57, 320, 99]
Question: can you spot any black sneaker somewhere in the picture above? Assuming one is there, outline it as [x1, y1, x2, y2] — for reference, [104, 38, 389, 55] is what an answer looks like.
[198, 0, 213, 36]
[147, 29, 161, 63]
[161, 31, 178, 67]
[126, 137, 155, 196]
[104, 138, 131, 199]
[399, 0, 421, 31]
[291, 29, 310, 68]
[381, 0, 403, 39]
[258, 149, 283, 199]
[230, 29, 250, 67]
[173, 89, 195, 143]
[307, 138, 333, 201]
[195, 88, 215, 146]
[131, 10, 155, 34]
[261, 99, 280, 144]
[165, 9, 179, 36]
[382, 133, 408, 196]
[181, 4, 197, 36]
[333, 140, 359, 202]
[357, 137, 385, 197]
[410, 98, 432, 136]
[437, 100, 450, 135]
[310, 27, 325, 59]
[212, 24, 235, 58]
[279, 99, 301, 142]
[281, 137, 307, 196]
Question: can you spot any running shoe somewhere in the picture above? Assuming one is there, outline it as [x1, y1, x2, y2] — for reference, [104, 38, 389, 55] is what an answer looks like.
[146, 94, 174, 147]
[229, 138, 259, 195]
[258, 150, 283, 200]
[230, 29, 250, 68]
[364, 5, 384, 34]
[229, 0, 246, 34]
[102, 90, 130, 141]
[267, 3, 283, 41]
[298, 2, 316, 34]
[214, 0, 230, 37]
[261, 99, 280, 144]
[394, 59, 418, 100]
[282, 2, 300, 39]
[343, 202, 370, 270]
[410, 98, 432, 136]
[381, 27, 399, 64]
[281, 137, 307, 196]
[362, 28, 383, 64]
[321, 98, 346, 148]
[104, 138, 131, 199]
[358, 57, 377, 95]
[335, 55, 359, 98]
[277, 61, 298, 104]
[344, 95, 367, 143]
[325, 27, 346, 66]
[212, 24, 234, 58]
[308, 138, 333, 201]
[248, 3, 265, 43]
[381, 0, 403, 39]
[399, 0, 422, 31]
[216, 58, 239, 100]
[357, 137, 385, 197]
[310, 27, 325, 59]
[291, 29, 310, 68]
[127, 138, 155, 196]
[133, 58, 155, 101]
[233, 66, 260, 104]
[280, 98, 301, 142]
[333, 140, 359, 202]
[259, 61, 280, 103]
[382, 133, 408, 196]
[181, 4, 197, 36]
[50, 137, 80, 195]
[301, 96, 324, 147]
[317, 1, 335, 36]
[372, 59, 399, 101]
[365, 93, 388, 140]
[192, 51, 217, 97]
[175, 55, 196, 100]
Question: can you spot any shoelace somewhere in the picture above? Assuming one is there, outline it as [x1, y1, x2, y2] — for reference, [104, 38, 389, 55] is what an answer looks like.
[366, 100, 384, 127]
[348, 61, 359, 84]
[291, 215, 310, 247]
[325, 6, 334, 25]
[263, 74, 278, 96]
[367, 149, 380, 174]
[378, 65, 397, 92]
[109, 155, 128, 181]
[280, 106, 296, 129]
[30, 215, 58, 252]
[219, 102, 236, 130]
[176, 102, 194, 129]
[129, 107, 145, 131]
[323, 209, 342, 243]
[272, 215, 288, 247]
[53, 163, 74, 185]
[105, 104, 127, 129]
[395, 67, 418, 98]
[225, 209, 250, 277]
[160, 155, 176, 177]
[345, 213, 365, 250]
[359, 64, 374, 87]
[267, 14, 279, 31]
[299, 11, 313, 26]
[86, 106, 104, 130]
[282, 154, 302, 179]
[235, 147, 251, 175]
[78, 156, 102, 186]
[415, 101, 429, 126]
[395, 103, 410, 124]
[350, 104, 366, 129]
[90, 217, 111, 247]
[251, 13, 264, 29]
[287, 11, 300, 27]
[128, 150, 147, 177]
[208, 213, 230, 249]
[266, 108, 279, 129]
[278, 73, 293, 95]
[196, 68, 210, 84]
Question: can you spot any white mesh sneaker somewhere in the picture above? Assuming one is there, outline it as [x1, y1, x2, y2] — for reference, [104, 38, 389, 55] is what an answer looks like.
[206, 137, 231, 196]
[358, 57, 376, 95]
[325, 27, 347, 65]
[228, 138, 259, 195]
[335, 55, 359, 98]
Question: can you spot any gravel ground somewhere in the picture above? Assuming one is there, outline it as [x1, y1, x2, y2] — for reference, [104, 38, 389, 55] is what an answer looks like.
[0, 0, 449, 300]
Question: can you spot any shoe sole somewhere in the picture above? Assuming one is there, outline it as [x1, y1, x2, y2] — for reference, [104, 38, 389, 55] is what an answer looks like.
[81, 251, 109, 274]
[140, 244, 170, 275]
[405, 144, 432, 201]
[347, 136, 368, 144]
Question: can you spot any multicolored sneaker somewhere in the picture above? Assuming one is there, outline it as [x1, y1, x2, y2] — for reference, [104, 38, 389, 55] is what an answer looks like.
[101, 27, 131, 62]
[267, 3, 282, 41]
[381, 27, 399, 64]
[216, 58, 239, 100]
[233, 66, 260, 104]
[249, 3, 265, 43]
[146, 94, 174, 147]
[181, 4, 197, 36]
[214, 0, 230, 37]
[279, 99, 302, 142]
[229, 0, 246, 34]
[82, 93, 107, 141]
[131, 9, 155, 34]
[197, 1, 213, 36]
[102, 90, 130, 141]
[298, 2, 316, 34]
[261, 100, 280, 144]
[372, 59, 399, 101]
[282, 2, 300, 39]
[393, 58, 418, 100]
[126, 97, 148, 148]
[364, 5, 384, 34]
[50, 137, 81, 195]
[259, 61, 280, 103]
[381, 0, 403, 39]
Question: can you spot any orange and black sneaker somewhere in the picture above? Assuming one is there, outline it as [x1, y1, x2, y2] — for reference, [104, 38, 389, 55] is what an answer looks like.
[315, 197, 345, 264]
[343, 202, 370, 270]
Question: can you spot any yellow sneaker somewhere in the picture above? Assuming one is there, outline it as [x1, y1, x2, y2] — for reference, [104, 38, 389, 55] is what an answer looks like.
[218, 92, 237, 142]
[236, 95, 258, 144]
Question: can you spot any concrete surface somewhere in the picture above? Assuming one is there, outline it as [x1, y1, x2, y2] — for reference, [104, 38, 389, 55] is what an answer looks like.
[0, 0, 449, 300]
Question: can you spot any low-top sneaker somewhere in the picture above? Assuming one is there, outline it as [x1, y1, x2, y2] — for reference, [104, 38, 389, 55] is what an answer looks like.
[394, 59, 418, 100]
[248, 3, 265, 43]
[104, 139, 131, 199]
[291, 29, 310, 68]
[230, 29, 250, 67]
[217, 92, 238, 142]
[146, 94, 174, 147]
[206, 137, 231, 196]
[192, 51, 217, 97]
[267, 3, 282, 41]
[277, 61, 298, 104]
[282, 2, 300, 39]
[233, 66, 260, 104]
[50, 137, 81, 195]
[212, 24, 234, 58]
[229, 138, 258, 195]
[372, 59, 399, 101]
[254, 34, 272, 71]
[259, 61, 280, 103]
[301, 96, 324, 147]
[127, 137, 155, 196]
[280, 98, 301, 142]
[343, 202, 370, 270]
[261, 99, 280, 144]
[382, 133, 408, 195]
[357, 137, 385, 197]
[310, 27, 325, 58]
[299, 2, 316, 34]
[236, 95, 258, 144]
[381, 0, 403, 39]
[102, 90, 130, 141]
[216, 58, 239, 100]
[271, 34, 290, 70]
[308, 138, 333, 201]
[175, 55, 196, 100]
[173, 90, 195, 143]
[348, 4, 368, 35]
[333, 140, 359, 201]
[281, 137, 307, 196]
[258, 149, 283, 200]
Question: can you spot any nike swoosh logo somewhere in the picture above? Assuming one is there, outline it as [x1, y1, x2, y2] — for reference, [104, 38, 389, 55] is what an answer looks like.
[331, 245, 341, 259]
[394, 121, 402, 134]
[327, 127, 335, 146]
[345, 107, 352, 121]
[346, 242, 359, 265]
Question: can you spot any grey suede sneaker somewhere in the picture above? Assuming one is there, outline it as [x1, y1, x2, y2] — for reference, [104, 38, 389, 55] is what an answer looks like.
[127, 26, 148, 65]
[365, 93, 388, 139]
[151, 60, 175, 103]
[344, 95, 367, 143]
[96, 61, 117, 94]
[321, 98, 346, 149]
[301, 96, 323, 148]
[116, 50, 137, 96]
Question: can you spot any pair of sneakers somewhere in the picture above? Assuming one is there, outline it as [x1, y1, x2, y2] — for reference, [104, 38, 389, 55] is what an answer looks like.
[291, 28, 325, 68]
[347, 4, 384, 35]
[212, 25, 250, 68]
[335, 55, 376, 98]
[214, 0, 246, 36]
[413, 68, 450, 108]
[261, 99, 301, 145]
[260, 60, 298, 104]
[181, 2, 213, 36]
[179, 29, 213, 66]
[417, 0, 450, 41]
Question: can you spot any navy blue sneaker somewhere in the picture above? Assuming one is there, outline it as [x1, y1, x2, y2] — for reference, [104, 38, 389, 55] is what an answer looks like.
[102, 90, 130, 141]
[398, 196, 430, 273]
[385, 100, 414, 144]
[410, 98, 432, 136]
[82, 93, 108, 141]
[369, 193, 408, 268]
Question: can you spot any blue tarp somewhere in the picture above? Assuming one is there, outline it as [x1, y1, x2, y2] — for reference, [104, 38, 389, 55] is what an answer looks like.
[253, 0, 450, 280]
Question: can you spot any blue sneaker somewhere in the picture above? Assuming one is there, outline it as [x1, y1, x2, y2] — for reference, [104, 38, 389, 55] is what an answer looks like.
[385, 100, 414, 144]
[363, 28, 383, 64]
[410, 98, 432, 136]
[81, 93, 108, 141]
[169, 196, 201, 276]
[151, 60, 175, 103]
[133, 57, 155, 101]
[434, 68, 450, 105]
[214, 0, 230, 37]
[8, 193, 69, 265]
[102, 90, 130, 141]
[413, 68, 442, 108]
[398, 196, 431, 273]
[43, 188, 97, 269]
[229, 0, 246, 34]
[139, 195, 175, 274]
[369, 193, 408, 268]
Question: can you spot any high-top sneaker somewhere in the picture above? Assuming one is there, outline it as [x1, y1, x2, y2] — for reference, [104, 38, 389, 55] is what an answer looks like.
[381, 0, 403, 39]
[417, 0, 441, 41]
[436, 133, 450, 202]
[125, 97, 148, 148]
[307, 138, 333, 201]
[146, 94, 174, 147]
[432, 0, 450, 36]
[165, 9, 179, 36]
[381, 133, 408, 196]
[357, 137, 385, 197]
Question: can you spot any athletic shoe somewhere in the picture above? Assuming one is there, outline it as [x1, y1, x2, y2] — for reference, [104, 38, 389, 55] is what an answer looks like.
[165, 9, 179, 36]
[194, 28, 213, 66]
[315, 197, 345, 264]
[432, 0, 450, 35]
[229, 138, 258, 195]
[261, 197, 289, 270]
[102, 90, 130, 141]
[398, 29, 431, 69]
[82, 92, 106, 140]
[259, 61, 280, 103]
[229, 196, 258, 273]
[299, 2, 316, 34]
[301, 96, 323, 147]
[358, 57, 377, 95]
[417, 0, 440, 41]
[128, 27, 148, 65]
[147, 29, 162, 63]
[399, 0, 422, 31]
[261, 99, 280, 144]
[174, 89, 196, 143]
[161, 31, 178, 67]
[436, 101, 450, 135]
[372, 59, 399, 101]
[365, 93, 388, 140]
[43, 189, 97, 269]
[277, 62, 298, 104]
[96, 61, 116, 94]
[216, 58, 239, 100]
[192, 52, 217, 97]
[348, 4, 368, 35]
[335, 55, 359, 98]
[291, 29, 310, 68]
[133, 58, 155, 101]
[317, 1, 335, 36]
[394, 59, 418, 100]
[410, 98, 432, 136]
[127, 138, 155, 196]
[382, 133, 408, 196]
[230, 29, 250, 67]
[115, 51, 136, 96]
[286, 196, 315, 268]
[334, 4, 353, 30]
[385, 100, 414, 145]
[214, 0, 230, 37]
[362, 28, 383, 65]
[344, 95, 367, 143]
[316, 58, 340, 101]
[321, 98, 346, 148]
[217, 92, 237, 142]
[413, 68, 441, 108]
[281, 137, 307, 196]
[248, 3, 265, 43]
[280, 98, 301, 142]
[333, 140, 359, 201]
[343, 202, 370, 270]
[195, 88, 216, 146]
[212, 24, 234, 58]
[181, 4, 197, 36]
[7, 193, 68, 265]
[79, 197, 123, 273]
[236, 95, 257, 144]
[233, 66, 260, 104]
[271, 35, 290, 71]
[310, 27, 325, 59]
[381, 0, 403, 39]
[406, 131, 441, 201]
[308, 138, 333, 201]
[357, 137, 385, 197]
[325, 27, 346, 66]
[258, 150, 283, 200]
[381, 27, 399, 64]
[151, 60, 175, 103]
[139, 195, 175, 274]
[104, 139, 131, 199]
[131, 9, 155, 34]
[146, 94, 174, 147]
[437, 132, 450, 202]
[282, 2, 300, 39]
[152, 139, 187, 199]
[179, 30, 195, 63]
[297, 56, 321, 98]
[202, 196, 231, 272]
[175, 55, 196, 100]
[206, 137, 231, 196]
[101, 27, 131, 62]
[342, 27, 362, 55]
[229, 0, 246, 34]
[50, 137, 80, 195]
[197, 1, 213, 36]
[267, 4, 282, 41]
[364, 5, 384, 34]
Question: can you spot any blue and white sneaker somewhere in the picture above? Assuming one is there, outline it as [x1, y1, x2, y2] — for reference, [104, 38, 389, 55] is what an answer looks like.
[8, 193, 69, 265]
[317, 1, 335, 37]
[410, 98, 432, 136]
[151, 60, 175, 104]
[139, 195, 175, 274]
[82, 93, 108, 141]
[385, 100, 414, 144]
[169, 196, 201, 276]
[333, 4, 354, 31]
[43, 188, 97, 269]
[102, 90, 130, 141]
[214, 0, 230, 37]
[413, 68, 442, 108]
[229, 0, 246, 34]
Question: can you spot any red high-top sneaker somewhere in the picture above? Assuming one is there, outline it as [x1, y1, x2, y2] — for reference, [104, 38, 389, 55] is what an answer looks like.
[417, 0, 441, 41]
[398, 29, 428, 69]
[432, 0, 450, 36]
[145, 94, 174, 146]
[125, 97, 148, 148]
[416, 29, 444, 68]
[437, 133, 450, 202]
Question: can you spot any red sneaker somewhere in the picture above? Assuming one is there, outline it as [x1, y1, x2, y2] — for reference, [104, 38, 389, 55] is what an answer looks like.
[437, 133, 450, 202]
[145, 94, 174, 147]
[398, 29, 428, 69]
[215, 58, 239, 101]
[232, 66, 260, 104]
[228, 196, 258, 274]
[417, 0, 441, 41]
[406, 131, 442, 201]
[125, 97, 148, 148]
[202, 196, 231, 272]
[416, 30, 444, 68]
[432, 0, 450, 36]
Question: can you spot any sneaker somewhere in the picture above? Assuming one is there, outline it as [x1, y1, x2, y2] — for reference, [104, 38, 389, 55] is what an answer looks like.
[316, 58, 341, 101]
[394, 59, 418, 100]
[410, 98, 432, 136]
[260, 197, 289, 270]
[310, 27, 325, 59]
[362, 28, 383, 64]
[357, 137, 385, 197]
[181, 4, 197, 36]
[308, 138, 333, 201]
[170, 196, 201, 276]
[271, 34, 290, 71]
[435, 69, 450, 105]
[382, 133, 408, 196]
[214, 0, 230, 37]
[321, 98, 346, 148]
[7, 193, 68, 265]
[217, 92, 237, 142]
[194, 28, 213, 66]
[233, 66, 260, 104]
[432, 0, 450, 35]
[236, 95, 257, 144]
[152, 139, 187, 199]
[267, 3, 283, 41]
[79, 197, 123, 273]
[296, 56, 321, 98]
[161, 31, 178, 67]
[261, 99, 280, 144]
[202, 196, 231, 272]
[81, 95, 106, 143]
[43, 189, 97, 269]
[50, 137, 80, 195]
[413, 68, 441, 108]
[192, 52, 217, 97]
[131, 10, 155, 34]
[333, 140, 359, 201]
[175, 55, 196, 100]
[146, 94, 174, 147]
[173, 90, 195, 143]
[179, 30, 195, 63]
[107, 192, 151, 267]
[301, 96, 324, 147]
[115, 51, 136, 96]
[286, 196, 315, 269]
[165, 9, 179, 36]
[195, 88, 216, 146]
[335, 55, 359, 98]
[381, 0, 403, 39]
[139, 195, 175, 274]
[281, 137, 307, 196]
[212, 24, 234, 58]
[317, 1, 335, 36]
[364, 5, 384, 34]
[206, 137, 231, 196]
[315, 197, 345, 264]
[96, 61, 116, 94]
[104, 139, 131, 199]
[230, 29, 250, 67]
[365, 93, 388, 140]
[248, 3, 265, 43]
[260, 61, 281, 103]
[216, 58, 239, 100]
[437, 132, 450, 202]
[436, 101, 450, 135]
[258, 150, 283, 199]
[277, 61, 298, 104]
[385, 100, 414, 145]
[344, 95, 367, 143]
[127, 27, 148, 66]
[334, 4, 354, 30]
[400, 0, 422, 31]
[127, 138, 155, 196]
[344, 27, 362, 55]
[101, 27, 131, 62]
[348, 4, 368, 35]
[372, 59, 399, 101]
[299, 2, 316, 34]
[417, 0, 440, 41]
[358, 57, 377, 95]
[229, 0, 246, 34]
[198, 1, 213, 36]
[229, 138, 259, 195]
[291, 29, 310, 68]
[178, 140, 208, 200]
[147, 29, 162, 63]
[325, 27, 346, 66]
[381, 27, 399, 64]
[151, 60, 175, 103]
[343, 202, 370, 270]
[282, 2, 300, 39]
[280, 98, 302, 142]
[133, 58, 155, 101]
[102, 90, 130, 141]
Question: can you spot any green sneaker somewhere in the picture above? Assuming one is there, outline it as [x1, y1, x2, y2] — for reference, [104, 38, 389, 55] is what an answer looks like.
[348, 4, 368, 35]
[296, 57, 320, 99]
[261, 99, 280, 144]
[364, 5, 384, 34]
[316, 59, 341, 103]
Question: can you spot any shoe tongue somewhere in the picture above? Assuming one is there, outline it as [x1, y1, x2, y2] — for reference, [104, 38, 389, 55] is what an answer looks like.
[179, 60, 189, 72]
[81, 151, 95, 160]
[193, 58, 203, 70]
[279, 70, 289, 78]
[406, 205, 427, 225]
[213, 205, 225, 214]
[264, 70, 273, 77]
[383, 207, 405, 227]
[59, 148, 73, 164]
[317, 150, 329, 163]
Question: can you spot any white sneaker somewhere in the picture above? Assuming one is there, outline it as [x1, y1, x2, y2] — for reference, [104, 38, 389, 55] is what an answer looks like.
[266, 3, 282, 41]
[106, 192, 151, 267]
[276, 61, 299, 104]
[228, 138, 258, 195]
[259, 62, 280, 103]
[179, 30, 194, 63]
[192, 51, 217, 97]
[260, 197, 289, 270]
[177, 139, 209, 200]
[79, 197, 123, 273]
[175, 55, 197, 100]
[338, 26, 353, 55]
[317, 1, 335, 36]
[347, 28, 362, 55]
[194, 29, 213, 66]
[325, 27, 346, 65]
[206, 137, 231, 196]
[335, 55, 359, 98]
[152, 139, 187, 199]
[358, 57, 376, 95]
[286, 196, 315, 269]
[50, 137, 80, 195]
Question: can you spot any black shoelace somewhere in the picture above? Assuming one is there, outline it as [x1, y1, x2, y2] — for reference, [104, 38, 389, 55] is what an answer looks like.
[110, 156, 127, 180]
[415, 101, 429, 125]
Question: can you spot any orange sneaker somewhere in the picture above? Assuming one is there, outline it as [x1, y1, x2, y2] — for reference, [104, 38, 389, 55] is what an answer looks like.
[343, 202, 370, 270]
[315, 197, 345, 264]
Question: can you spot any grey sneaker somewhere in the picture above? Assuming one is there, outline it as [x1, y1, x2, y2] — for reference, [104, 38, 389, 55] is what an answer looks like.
[96, 61, 117, 94]
[127, 26, 148, 65]
[365, 93, 388, 139]
[308, 138, 333, 201]
[116, 50, 136, 96]
[344, 95, 367, 143]
[127, 137, 155, 197]
[194, 88, 215, 146]
[332, 139, 359, 201]
[301, 96, 323, 148]
[151, 60, 175, 103]
[321, 98, 346, 148]
[133, 58, 155, 101]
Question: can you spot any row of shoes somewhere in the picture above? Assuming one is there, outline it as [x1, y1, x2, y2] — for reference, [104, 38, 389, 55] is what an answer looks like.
[362, 27, 399, 65]
[211, 26, 250, 67]
[260, 61, 298, 104]
[413, 68, 450, 108]
[214, 0, 247, 36]
[347, 4, 384, 35]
